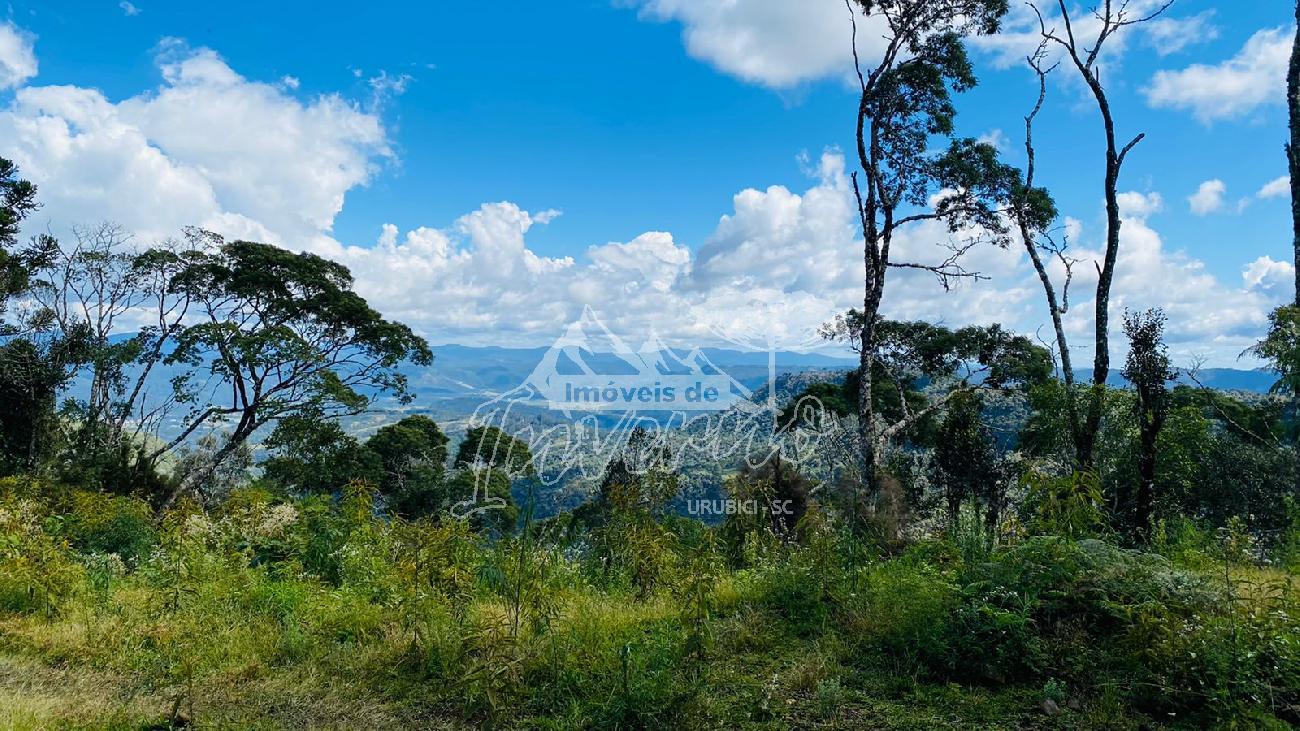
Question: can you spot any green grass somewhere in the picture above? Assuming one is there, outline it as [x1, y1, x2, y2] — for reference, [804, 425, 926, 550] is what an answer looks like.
[0, 485, 1297, 729]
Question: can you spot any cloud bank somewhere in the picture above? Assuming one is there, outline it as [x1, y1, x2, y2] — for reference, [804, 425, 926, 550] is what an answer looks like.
[0, 24, 1287, 365]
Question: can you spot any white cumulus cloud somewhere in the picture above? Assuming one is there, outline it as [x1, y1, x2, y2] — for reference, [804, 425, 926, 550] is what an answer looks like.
[0, 22, 37, 90]
[1188, 179, 1227, 215]
[2, 34, 1286, 364]
[2, 40, 390, 247]
[1259, 176, 1291, 200]
[1243, 255, 1294, 301]
[630, 0, 884, 88]
[1145, 27, 1291, 123]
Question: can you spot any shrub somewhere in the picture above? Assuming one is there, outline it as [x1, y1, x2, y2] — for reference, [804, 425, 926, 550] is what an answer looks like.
[746, 559, 829, 638]
[0, 497, 85, 614]
[845, 558, 957, 673]
[1020, 470, 1105, 539]
[66, 490, 156, 564]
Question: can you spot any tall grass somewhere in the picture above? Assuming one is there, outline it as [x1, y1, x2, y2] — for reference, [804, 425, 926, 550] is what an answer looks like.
[0, 477, 1297, 728]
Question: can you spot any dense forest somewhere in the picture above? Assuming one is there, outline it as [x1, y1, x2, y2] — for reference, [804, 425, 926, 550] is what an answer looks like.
[3, 1, 1300, 729]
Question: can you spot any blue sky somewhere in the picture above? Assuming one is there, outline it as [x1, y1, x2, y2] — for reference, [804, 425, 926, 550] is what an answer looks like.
[0, 1, 1295, 365]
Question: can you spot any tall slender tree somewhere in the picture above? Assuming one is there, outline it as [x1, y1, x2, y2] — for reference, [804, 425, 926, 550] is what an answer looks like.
[1122, 308, 1175, 542]
[1031, 0, 1173, 470]
[1288, 0, 1300, 495]
[845, 0, 1018, 500]
[1010, 44, 1087, 465]
[1290, 0, 1300, 298]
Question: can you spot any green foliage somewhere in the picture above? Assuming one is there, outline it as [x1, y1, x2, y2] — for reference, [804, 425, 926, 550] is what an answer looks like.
[933, 390, 1004, 532]
[0, 494, 85, 614]
[263, 413, 380, 495]
[161, 233, 432, 500]
[1121, 309, 1177, 542]
[0, 475, 1296, 728]
[720, 455, 812, 564]
[1279, 498, 1300, 571]
[678, 536, 719, 675]
[65, 490, 156, 564]
[454, 425, 535, 477]
[446, 468, 517, 535]
[0, 157, 43, 320]
[1021, 469, 1105, 539]
[1019, 378, 1079, 463]
[0, 337, 69, 474]
[822, 315, 1051, 393]
[366, 415, 449, 518]
[1253, 305, 1300, 401]
[847, 557, 959, 671]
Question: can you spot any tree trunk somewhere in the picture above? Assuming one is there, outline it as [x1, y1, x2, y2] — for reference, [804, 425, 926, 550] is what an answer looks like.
[157, 421, 255, 514]
[1078, 68, 1131, 471]
[1289, 0, 1300, 497]
[1135, 417, 1158, 542]
[856, 287, 882, 505]
[1018, 66, 1083, 464]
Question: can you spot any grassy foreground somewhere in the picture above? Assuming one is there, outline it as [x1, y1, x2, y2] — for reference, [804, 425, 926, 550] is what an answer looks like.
[1, 479, 1298, 730]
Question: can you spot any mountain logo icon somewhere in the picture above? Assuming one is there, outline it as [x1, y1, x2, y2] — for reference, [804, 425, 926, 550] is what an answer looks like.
[519, 306, 753, 413]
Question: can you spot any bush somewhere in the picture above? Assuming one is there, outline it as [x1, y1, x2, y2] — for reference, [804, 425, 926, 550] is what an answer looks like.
[0, 496, 85, 614]
[750, 560, 830, 638]
[66, 490, 156, 564]
[845, 558, 957, 673]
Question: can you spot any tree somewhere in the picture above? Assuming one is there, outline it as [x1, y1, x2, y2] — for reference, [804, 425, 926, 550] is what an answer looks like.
[1031, 0, 1173, 469]
[1290, 0, 1300, 299]
[1287, 0, 1300, 494]
[262, 413, 380, 495]
[933, 390, 1003, 532]
[366, 415, 449, 518]
[174, 432, 253, 504]
[447, 426, 534, 523]
[1121, 308, 1175, 542]
[805, 312, 1048, 537]
[454, 426, 535, 477]
[1009, 44, 1084, 463]
[1251, 305, 1300, 499]
[154, 234, 432, 509]
[740, 453, 812, 539]
[845, 0, 1018, 501]
[446, 467, 517, 534]
[0, 338, 74, 474]
[0, 158, 43, 324]
[817, 312, 1052, 450]
[24, 225, 196, 493]
[0, 159, 76, 474]
[596, 428, 679, 516]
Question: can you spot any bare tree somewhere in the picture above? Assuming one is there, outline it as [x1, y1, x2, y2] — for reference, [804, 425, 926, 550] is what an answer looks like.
[1012, 43, 1086, 461]
[1032, 0, 1174, 469]
[1290, 0, 1300, 300]
[1288, 0, 1300, 495]
[29, 224, 197, 466]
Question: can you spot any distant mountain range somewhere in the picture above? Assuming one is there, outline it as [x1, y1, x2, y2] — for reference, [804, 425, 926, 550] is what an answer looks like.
[410, 345, 1279, 404]
[72, 335, 1283, 444]
[404, 344, 856, 411]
